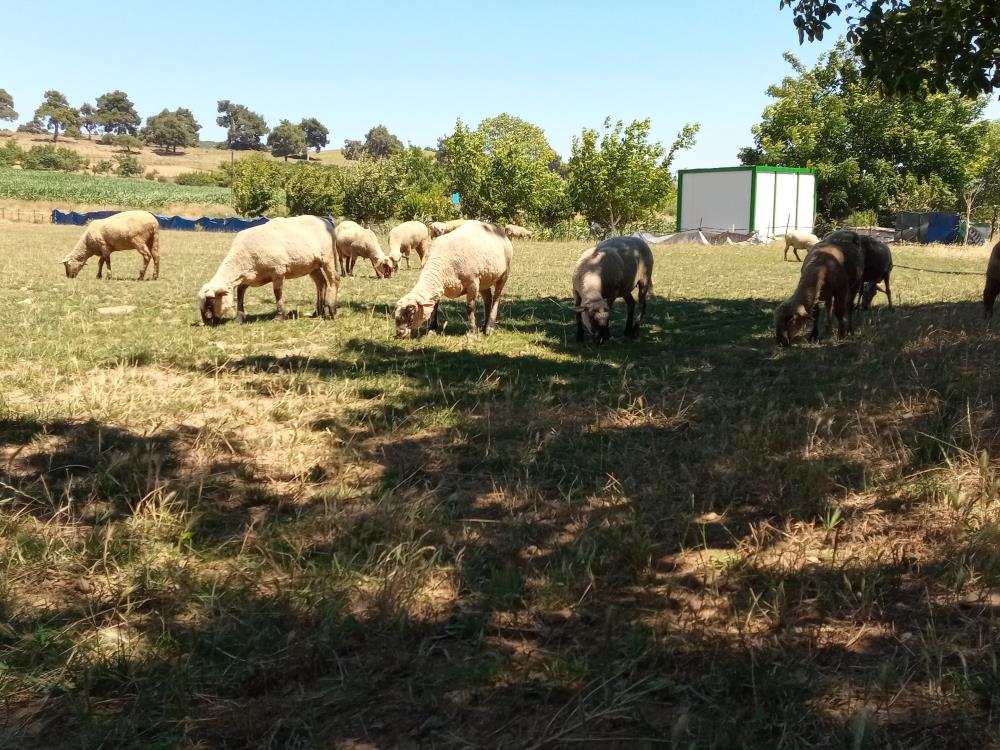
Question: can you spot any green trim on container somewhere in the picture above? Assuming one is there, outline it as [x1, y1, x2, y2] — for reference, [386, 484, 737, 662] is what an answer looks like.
[676, 166, 755, 175]
[748, 168, 758, 232]
[755, 165, 815, 175]
[676, 171, 684, 231]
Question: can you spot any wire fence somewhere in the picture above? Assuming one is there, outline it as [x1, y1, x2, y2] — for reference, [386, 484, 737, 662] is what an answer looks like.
[0, 208, 50, 224]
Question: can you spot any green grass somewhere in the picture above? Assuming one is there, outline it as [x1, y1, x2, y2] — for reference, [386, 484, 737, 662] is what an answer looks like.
[0, 167, 232, 210]
[1, 223, 999, 748]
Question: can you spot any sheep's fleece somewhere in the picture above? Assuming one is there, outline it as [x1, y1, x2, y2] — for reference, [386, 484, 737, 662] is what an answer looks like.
[62, 210, 160, 280]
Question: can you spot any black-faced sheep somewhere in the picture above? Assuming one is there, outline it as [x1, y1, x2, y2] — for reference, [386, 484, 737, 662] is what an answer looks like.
[781, 230, 819, 262]
[198, 216, 339, 325]
[572, 236, 654, 343]
[389, 220, 431, 269]
[334, 220, 394, 278]
[774, 232, 864, 346]
[984, 240, 1000, 319]
[394, 221, 513, 338]
[62, 210, 160, 280]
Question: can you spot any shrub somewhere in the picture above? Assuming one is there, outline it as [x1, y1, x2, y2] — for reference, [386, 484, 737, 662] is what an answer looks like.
[0, 139, 24, 167]
[285, 165, 342, 216]
[175, 170, 227, 187]
[144, 169, 159, 181]
[113, 154, 143, 177]
[92, 159, 113, 175]
[341, 156, 405, 225]
[23, 145, 86, 172]
[232, 155, 285, 216]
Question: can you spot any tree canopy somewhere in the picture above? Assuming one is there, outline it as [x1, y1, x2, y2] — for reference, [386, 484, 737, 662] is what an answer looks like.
[143, 108, 201, 153]
[362, 125, 404, 159]
[33, 90, 78, 142]
[78, 103, 99, 139]
[299, 118, 329, 153]
[738, 41, 989, 226]
[781, 0, 1000, 98]
[95, 90, 141, 136]
[267, 119, 307, 161]
[0, 89, 17, 122]
[217, 100, 269, 150]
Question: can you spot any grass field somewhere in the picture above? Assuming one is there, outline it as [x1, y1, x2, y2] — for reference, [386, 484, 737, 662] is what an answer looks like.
[1, 223, 999, 748]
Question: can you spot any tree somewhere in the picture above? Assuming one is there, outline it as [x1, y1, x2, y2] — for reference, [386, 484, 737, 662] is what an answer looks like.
[78, 103, 99, 139]
[965, 121, 1000, 239]
[568, 117, 696, 236]
[782, 1, 1000, 98]
[95, 90, 141, 135]
[398, 146, 455, 220]
[33, 90, 78, 142]
[342, 139, 364, 160]
[217, 100, 269, 150]
[143, 108, 200, 153]
[0, 89, 17, 122]
[231, 155, 284, 216]
[285, 165, 343, 216]
[739, 42, 988, 226]
[363, 124, 403, 159]
[300, 118, 329, 153]
[341, 156, 406, 224]
[267, 119, 307, 161]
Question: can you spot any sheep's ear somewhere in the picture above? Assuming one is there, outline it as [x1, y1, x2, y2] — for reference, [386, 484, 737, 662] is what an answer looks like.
[572, 305, 586, 313]
[794, 304, 809, 318]
[419, 301, 436, 314]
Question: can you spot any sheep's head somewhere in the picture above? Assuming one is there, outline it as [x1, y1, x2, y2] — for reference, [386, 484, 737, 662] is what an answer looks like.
[394, 297, 436, 338]
[774, 302, 810, 347]
[375, 258, 395, 279]
[429, 222, 446, 238]
[198, 284, 231, 326]
[62, 258, 84, 278]
[574, 300, 612, 343]
[860, 282, 878, 310]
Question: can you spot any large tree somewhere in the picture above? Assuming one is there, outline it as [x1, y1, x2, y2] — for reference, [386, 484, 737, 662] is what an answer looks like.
[267, 119, 307, 161]
[33, 90, 78, 142]
[342, 139, 363, 160]
[78, 103, 99, 139]
[299, 117, 329, 153]
[362, 124, 403, 159]
[0, 89, 17, 122]
[739, 42, 988, 225]
[95, 90, 141, 135]
[217, 100, 269, 150]
[782, 1, 1000, 98]
[143, 108, 201, 153]
[567, 117, 698, 236]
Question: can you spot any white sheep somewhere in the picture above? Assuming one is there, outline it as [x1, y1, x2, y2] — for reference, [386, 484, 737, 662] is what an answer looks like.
[198, 215, 339, 325]
[781, 230, 820, 262]
[388, 220, 431, 269]
[335, 220, 394, 278]
[504, 224, 532, 240]
[572, 236, 654, 343]
[62, 210, 160, 280]
[394, 221, 513, 338]
[429, 219, 470, 238]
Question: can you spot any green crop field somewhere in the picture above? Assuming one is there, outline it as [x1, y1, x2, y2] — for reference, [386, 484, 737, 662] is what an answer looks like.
[1, 222, 999, 748]
[0, 168, 233, 212]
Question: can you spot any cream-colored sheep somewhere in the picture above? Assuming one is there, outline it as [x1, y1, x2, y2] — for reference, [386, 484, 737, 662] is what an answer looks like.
[429, 219, 470, 238]
[781, 229, 820, 262]
[504, 224, 532, 240]
[62, 210, 160, 280]
[394, 221, 513, 337]
[335, 220, 394, 278]
[773, 232, 863, 346]
[389, 220, 431, 269]
[198, 216, 339, 325]
[572, 236, 654, 343]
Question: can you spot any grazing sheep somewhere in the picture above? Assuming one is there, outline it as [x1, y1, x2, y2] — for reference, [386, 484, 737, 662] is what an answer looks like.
[394, 221, 513, 338]
[429, 219, 470, 238]
[504, 224, 532, 240]
[335, 220, 394, 278]
[389, 220, 431, 269]
[856, 234, 893, 310]
[774, 232, 864, 346]
[572, 236, 654, 343]
[781, 229, 820, 262]
[62, 210, 160, 280]
[984, 240, 1000, 319]
[198, 216, 339, 326]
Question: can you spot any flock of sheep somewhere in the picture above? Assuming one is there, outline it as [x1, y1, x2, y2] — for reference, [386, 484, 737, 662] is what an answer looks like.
[58, 210, 1000, 346]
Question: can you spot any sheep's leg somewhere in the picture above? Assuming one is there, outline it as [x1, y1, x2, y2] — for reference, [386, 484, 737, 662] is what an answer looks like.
[235, 285, 248, 324]
[808, 303, 821, 342]
[793, 246, 802, 262]
[272, 276, 287, 320]
[574, 291, 585, 342]
[103, 254, 112, 279]
[480, 288, 494, 334]
[833, 293, 848, 339]
[96, 256, 105, 279]
[884, 273, 893, 310]
[428, 302, 441, 334]
[846, 286, 857, 334]
[465, 289, 479, 336]
[483, 273, 507, 335]
[136, 243, 152, 281]
[635, 282, 648, 333]
[321, 257, 339, 319]
[309, 269, 325, 317]
[784, 243, 790, 261]
[624, 292, 637, 337]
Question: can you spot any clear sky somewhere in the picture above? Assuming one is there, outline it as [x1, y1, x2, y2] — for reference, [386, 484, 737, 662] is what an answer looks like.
[2, 1, 997, 171]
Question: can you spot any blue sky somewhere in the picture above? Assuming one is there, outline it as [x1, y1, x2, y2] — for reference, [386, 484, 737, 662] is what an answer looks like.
[3, 1, 997, 171]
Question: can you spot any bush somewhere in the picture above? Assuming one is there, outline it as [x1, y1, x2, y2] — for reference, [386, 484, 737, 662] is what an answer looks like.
[113, 154, 143, 177]
[92, 159, 113, 175]
[285, 165, 342, 216]
[175, 170, 228, 187]
[23, 145, 86, 172]
[0, 139, 24, 167]
[341, 156, 405, 225]
[399, 188, 456, 222]
[232, 155, 285, 216]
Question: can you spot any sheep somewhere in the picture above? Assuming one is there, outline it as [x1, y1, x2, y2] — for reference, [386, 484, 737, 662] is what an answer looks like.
[773, 232, 864, 346]
[334, 220, 394, 278]
[429, 219, 470, 238]
[984, 240, 1000, 319]
[856, 234, 893, 310]
[781, 229, 820, 262]
[394, 221, 512, 338]
[572, 236, 654, 343]
[388, 220, 431, 269]
[198, 215, 339, 326]
[62, 210, 160, 280]
[504, 224, 532, 240]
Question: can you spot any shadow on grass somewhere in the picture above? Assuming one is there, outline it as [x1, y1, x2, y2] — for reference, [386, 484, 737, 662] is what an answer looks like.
[4, 298, 1000, 747]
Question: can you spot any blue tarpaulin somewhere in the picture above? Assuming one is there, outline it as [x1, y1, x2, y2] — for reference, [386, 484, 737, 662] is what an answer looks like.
[51, 209, 269, 233]
[895, 211, 961, 244]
